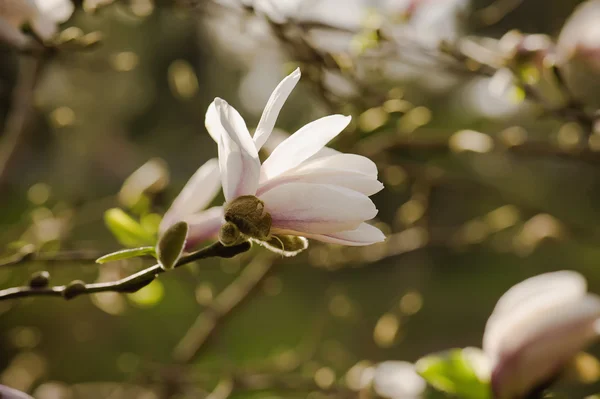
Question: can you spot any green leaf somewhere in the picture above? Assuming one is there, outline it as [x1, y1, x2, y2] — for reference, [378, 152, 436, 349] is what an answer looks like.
[104, 208, 156, 248]
[157, 221, 188, 270]
[96, 247, 156, 264]
[416, 347, 491, 399]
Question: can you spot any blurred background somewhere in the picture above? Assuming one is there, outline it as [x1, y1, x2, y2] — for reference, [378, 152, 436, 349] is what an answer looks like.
[2, 0, 600, 397]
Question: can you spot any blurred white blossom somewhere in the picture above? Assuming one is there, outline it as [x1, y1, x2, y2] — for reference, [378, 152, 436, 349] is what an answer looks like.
[159, 158, 224, 249]
[373, 361, 426, 399]
[483, 270, 600, 399]
[0, 0, 73, 46]
[206, 68, 385, 253]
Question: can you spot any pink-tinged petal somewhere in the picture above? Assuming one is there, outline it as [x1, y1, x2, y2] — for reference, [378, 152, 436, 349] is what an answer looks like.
[160, 158, 221, 233]
[261, 114, 352, 180]
[300, 223, 386, 246]
[483, 271, 600, 399]
[205, 101, 222, 143]
[489, 270, 585, 321]
[253, 68, 301, 150]
[183, 206, 224, 249]
[489, 295, 600, 399]
[296, 153, 378, 178]
[259, 182, 378, 234]
[215, 98, 261, 201]
[0, 385, 34, 399]
[484, 271, 587, 357]
[257, 168, 383, 196]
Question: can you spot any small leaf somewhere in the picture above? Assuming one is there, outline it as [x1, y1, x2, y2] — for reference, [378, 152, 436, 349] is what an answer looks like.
[157, 221, 188, 270]
[96, 247, 156, 264]
[104, 208, 156, 248]
[416, 347, 491, 399]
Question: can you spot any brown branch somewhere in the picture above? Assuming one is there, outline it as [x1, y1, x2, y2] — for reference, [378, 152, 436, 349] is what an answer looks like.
[172, 253, 278, 363]
[0, 242, 251, 301]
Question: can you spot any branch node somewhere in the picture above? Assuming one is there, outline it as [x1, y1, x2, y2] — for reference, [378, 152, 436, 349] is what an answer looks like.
[29, 271, 50, 288]
[63, 280, 86, 299]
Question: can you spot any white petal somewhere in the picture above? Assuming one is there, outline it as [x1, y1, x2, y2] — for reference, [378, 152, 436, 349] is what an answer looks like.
[261, 114, 352, 180]
[373, 361, 426, 399]
[488, 294, 600, 399]
[484, 271, 587, 356]
[257, 168, 383, 196]
[491, 270, 586, 319]
[205, 101, 222, 143]
[253, 68, 301, 150]
[183, 206, 224, 249]
[160, 158, 221, 233]
[34, 0, 74, 23]
[259, 182, 378, 234]
[302, 223, 385, 246]
[215, 98, 261, 201]
[297, 153, 379, 178]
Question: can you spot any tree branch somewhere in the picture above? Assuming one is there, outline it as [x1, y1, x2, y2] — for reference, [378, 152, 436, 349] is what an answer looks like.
[0, 242, 251, 301]
[0, 55, 45, 182]
[172, 252, 278, 363]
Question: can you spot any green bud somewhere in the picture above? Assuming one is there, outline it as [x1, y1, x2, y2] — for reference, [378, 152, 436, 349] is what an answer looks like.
[157, 221, 188, 270]
[218, 222, 245, 247]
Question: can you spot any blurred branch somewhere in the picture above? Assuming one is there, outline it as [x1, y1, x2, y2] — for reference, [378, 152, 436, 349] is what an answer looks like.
[357, 134, 600, 165]
[0, 55, 45, 182]
[172, 252, 278, 363]
[0, 242, 251, 301]
[472, 0, 525, 28]
[0, 248, 105, 267]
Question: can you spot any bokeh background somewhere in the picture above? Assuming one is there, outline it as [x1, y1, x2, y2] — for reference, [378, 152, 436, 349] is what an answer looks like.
[2, 0, 600, 397]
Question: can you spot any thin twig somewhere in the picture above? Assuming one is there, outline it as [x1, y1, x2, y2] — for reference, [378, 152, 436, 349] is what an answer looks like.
[172, 252, 278, 363]
[0, 248, 105, 267]
[0, 55, 45, 181]
[0, 242, 251, 301]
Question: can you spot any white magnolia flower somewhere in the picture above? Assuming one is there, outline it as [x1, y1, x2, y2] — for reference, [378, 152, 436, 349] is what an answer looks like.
[0, 0, 73, 46]
[205, 68, 384, 255]
[483, 270, 600, 399]
[159, 158, 224, 249]
[373, 361, 426, 399]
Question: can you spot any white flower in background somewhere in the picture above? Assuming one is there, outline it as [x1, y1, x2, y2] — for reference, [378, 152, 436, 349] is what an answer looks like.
[0, 0, 73, 46]
[483, 270, 600, 399]
[159, 158, 224, 249]
[205, 68, 384, 255]
[556, 0, 600, 108]
[373, 361, 427, 399]
[0, 385, 33, 399]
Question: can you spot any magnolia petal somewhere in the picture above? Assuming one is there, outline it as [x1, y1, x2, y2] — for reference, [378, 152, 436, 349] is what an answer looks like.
[159, 158, 221, 233]
[253, 68, 301, 150]
[261, 114, 352, 180]
[183, 206, 224, 249]
[205, 101, 222, 143]
[259, 182, 378, 234]
[34, 0, 74, 23]
[299, 223, 385, 246]
[296, 153, 378, 178]
[257, 168, 383, 196]
[491, 270, 586, 318]
[489, 294, 600, 399]
[215, 98, 261, 200]
[484, 271, 588, 356]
